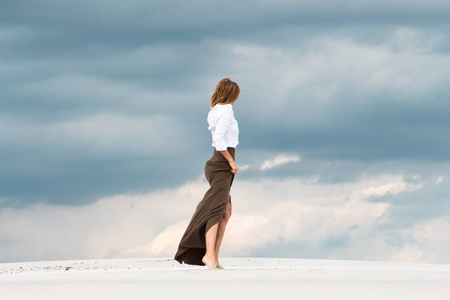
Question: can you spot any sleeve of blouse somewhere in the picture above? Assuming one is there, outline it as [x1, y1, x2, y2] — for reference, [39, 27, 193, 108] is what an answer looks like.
[212, 109, 233, 151]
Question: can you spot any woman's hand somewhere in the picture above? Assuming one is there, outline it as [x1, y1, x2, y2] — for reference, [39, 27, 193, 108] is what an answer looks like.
[219, 149, 238, 174]
[229, 160, 238, 174]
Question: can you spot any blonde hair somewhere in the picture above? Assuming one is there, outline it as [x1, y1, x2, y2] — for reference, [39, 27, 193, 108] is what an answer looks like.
[209, 78, 240, 108]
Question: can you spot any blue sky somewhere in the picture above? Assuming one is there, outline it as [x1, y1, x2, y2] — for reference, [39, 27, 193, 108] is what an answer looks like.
[1, 0, 450, 263]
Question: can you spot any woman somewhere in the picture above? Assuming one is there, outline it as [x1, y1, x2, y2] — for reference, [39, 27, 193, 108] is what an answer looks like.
[174, 78, 240, 269]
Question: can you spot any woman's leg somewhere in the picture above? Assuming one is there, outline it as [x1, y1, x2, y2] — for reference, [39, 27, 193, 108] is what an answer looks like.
[202, 201, 232, 268]
[202, 223, 219, 268]
[214, 201, 232, 264]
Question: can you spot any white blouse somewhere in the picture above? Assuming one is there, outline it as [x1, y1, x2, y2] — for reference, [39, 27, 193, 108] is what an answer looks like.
[207, 103, 239, 151]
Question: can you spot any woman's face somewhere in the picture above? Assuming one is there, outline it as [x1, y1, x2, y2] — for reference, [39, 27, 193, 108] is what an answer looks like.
[231, 96, 239, 105]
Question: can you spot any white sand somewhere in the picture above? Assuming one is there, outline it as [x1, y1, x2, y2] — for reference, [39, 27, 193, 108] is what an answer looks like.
[1, 257, 449, 300]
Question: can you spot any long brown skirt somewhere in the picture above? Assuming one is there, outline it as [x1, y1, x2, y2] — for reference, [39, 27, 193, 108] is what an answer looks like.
[174, 147, 236, 265]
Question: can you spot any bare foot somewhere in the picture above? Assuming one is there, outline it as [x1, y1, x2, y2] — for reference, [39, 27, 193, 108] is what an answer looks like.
[202, 255, 218, 269]
[215, 256, 225, 269]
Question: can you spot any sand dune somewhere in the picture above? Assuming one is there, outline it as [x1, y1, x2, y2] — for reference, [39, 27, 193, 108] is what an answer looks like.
[1, 257, 449, 300]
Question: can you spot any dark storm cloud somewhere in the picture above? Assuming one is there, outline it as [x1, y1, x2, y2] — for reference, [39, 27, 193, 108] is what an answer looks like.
[2, 0, 450, 59]
[1, 0, 450, 206]
[242, 96, 450, 161]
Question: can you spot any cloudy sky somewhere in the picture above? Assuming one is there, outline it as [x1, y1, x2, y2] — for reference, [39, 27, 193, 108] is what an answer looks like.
[1, 0, 450, 264]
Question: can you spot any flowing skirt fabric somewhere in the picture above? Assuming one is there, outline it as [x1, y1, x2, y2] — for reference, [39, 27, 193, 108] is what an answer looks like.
[174, 147, 236, 265]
